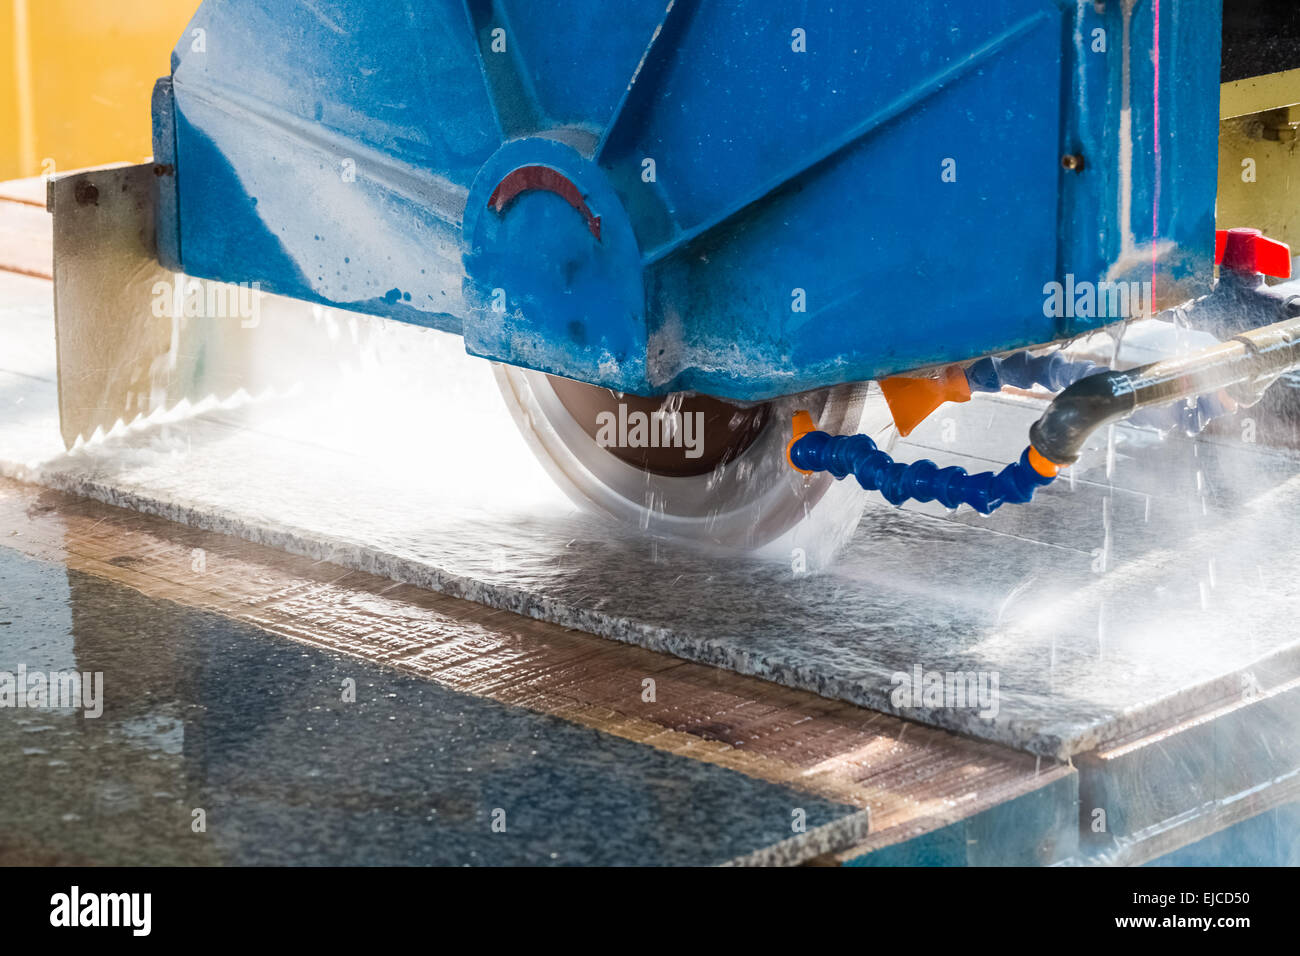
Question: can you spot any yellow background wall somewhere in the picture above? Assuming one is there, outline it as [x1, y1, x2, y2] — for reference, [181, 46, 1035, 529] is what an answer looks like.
[1, 0, 198, 180]
[1217, 70, 1300, 255]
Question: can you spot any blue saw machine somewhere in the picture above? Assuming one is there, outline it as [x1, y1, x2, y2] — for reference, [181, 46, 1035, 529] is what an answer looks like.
[51, 0, 1300, 549]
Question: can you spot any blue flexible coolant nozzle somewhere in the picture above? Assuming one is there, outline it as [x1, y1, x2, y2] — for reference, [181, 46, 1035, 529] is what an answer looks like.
[813, 344, 1243, 513]
[965, 351, 1103, 393]
[790, 429, 1056, 514]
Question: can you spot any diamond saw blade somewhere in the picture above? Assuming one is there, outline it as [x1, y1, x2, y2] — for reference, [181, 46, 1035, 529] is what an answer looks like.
[493, 365, 895, 555]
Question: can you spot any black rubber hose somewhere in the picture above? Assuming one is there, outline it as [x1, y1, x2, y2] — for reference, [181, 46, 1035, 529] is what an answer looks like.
[1030, 312, 1300, 466]
[1028, 371, 1137, 466]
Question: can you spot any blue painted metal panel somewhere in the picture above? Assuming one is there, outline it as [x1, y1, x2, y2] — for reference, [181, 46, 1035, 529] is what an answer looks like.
[154, 0, 1222, 401]
[1056, 0, 1221, 340]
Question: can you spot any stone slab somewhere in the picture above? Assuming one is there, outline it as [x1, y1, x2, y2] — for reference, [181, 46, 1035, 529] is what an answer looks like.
[5, 270, 1300, 759]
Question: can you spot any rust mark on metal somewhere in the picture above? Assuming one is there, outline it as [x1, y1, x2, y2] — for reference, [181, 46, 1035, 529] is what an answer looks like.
[488, 164, 602, 241]
[73, 180, 99, 206]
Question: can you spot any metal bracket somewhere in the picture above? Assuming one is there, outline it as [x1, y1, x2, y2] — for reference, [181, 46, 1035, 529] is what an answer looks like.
[49, 163, 348, 448]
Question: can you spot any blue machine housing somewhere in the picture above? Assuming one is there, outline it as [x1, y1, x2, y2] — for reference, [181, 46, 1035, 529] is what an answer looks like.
[151, 0, 1221, 402]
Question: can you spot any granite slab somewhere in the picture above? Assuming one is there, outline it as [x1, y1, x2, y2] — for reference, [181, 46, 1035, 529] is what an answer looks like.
[5, 270, 1300, 759]
[0, 547, 865, 865]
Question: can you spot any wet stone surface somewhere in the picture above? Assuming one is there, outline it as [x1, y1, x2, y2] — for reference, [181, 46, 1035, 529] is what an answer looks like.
[0, 548, 862, 865]
[5, 279, 1300, 759]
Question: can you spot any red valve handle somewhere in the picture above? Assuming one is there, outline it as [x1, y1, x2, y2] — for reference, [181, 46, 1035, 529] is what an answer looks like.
[1215, 228, 1292, 278]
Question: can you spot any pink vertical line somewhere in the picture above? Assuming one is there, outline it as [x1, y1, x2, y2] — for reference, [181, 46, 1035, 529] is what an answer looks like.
[1151, 0, 1161, 302]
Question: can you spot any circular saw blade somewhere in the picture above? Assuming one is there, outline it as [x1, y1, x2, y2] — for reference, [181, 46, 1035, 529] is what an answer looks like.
[493, 365, 896, 556]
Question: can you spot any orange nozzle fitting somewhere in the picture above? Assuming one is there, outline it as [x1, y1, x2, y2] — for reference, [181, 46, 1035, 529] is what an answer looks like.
[787, 410, 818, 474]
[1027, 445, 1061, 478]
[879, 365, 972, 437]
